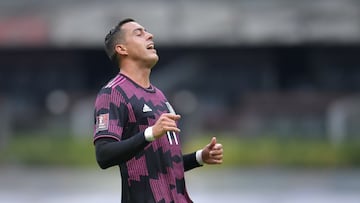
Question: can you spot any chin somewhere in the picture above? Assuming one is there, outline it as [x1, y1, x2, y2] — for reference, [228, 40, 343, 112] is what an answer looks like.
[147, 55, 159, 68]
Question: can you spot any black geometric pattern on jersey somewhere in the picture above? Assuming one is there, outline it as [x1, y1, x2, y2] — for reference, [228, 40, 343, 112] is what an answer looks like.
[95, 88, 112, 115]
[120, 143, 187, 202]
[176, 177, 186, 194]
[115, 85, 169, 117]
[122, 175, 156, 203]
[97, 77, 192, 202]
[142, 145, 182, 180]
[109, 102, 128, 126]
[115, 85, 170, 141]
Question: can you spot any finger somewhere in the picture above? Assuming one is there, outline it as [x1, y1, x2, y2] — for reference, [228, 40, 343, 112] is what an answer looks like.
[173, 114, 181, 120]
[208, 137, 217, 148]
[166, 126, 181, 132]
[210, 154, 223, 160]
[210, 149, 223, 156]
[160, 120, 180, 131]
[215, 159, 223, 164]
[162, 119, 178, 127]
[160, 116, 178, 123]
[210, 152, 222, 159]
[164, 113, 181, 121]
[212, 143, 223, 150]
[209, 159, 223, 164]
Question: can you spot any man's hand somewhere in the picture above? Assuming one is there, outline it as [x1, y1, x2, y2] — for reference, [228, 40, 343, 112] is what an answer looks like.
[202, 137, 223, 164]
[152, 113, 181, 139]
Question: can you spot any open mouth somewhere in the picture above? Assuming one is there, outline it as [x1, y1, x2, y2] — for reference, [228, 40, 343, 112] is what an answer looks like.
[147, 44, 155, 50]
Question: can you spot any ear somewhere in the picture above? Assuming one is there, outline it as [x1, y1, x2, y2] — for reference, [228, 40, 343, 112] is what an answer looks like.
[115, 44, 128, 56]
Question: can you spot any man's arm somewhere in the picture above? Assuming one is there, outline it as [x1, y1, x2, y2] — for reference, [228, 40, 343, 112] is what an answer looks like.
[183, 137, 223, 171]
[95, 133, 149, 169]
[95, 112, 182, 169]
[183, 152, 202, 171]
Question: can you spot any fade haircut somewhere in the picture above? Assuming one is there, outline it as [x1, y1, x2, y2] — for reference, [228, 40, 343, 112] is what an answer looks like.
[104, 18, 135, 66]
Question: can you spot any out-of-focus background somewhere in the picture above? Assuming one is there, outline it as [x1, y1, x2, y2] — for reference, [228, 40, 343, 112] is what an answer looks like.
[1, 0, 360, 202]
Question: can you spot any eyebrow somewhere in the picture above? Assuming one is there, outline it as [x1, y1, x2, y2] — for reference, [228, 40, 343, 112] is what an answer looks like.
[132, 27, 146, 34]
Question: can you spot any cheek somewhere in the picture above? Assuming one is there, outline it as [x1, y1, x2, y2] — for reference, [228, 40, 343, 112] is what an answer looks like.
[134, 43, 147, 54]
[127, 44, 144, 56]
[125, 39, 143, 52]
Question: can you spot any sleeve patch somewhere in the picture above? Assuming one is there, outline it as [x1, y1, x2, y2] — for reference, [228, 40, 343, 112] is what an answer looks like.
[96, 113, 109, 132]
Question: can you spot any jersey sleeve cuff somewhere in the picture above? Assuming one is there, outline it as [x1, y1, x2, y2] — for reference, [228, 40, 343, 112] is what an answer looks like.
[144, 127, 155, 142]
[196, 149, 204, 165]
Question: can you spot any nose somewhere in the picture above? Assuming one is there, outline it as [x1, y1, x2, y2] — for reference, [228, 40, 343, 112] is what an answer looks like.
[146, 31, 154, 40]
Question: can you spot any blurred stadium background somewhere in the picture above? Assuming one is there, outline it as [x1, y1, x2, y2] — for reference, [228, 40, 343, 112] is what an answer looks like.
[1, 0, 360, 202]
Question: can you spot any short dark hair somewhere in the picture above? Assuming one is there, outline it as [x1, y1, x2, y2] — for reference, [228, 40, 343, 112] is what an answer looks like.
[104, 18, 135, 65]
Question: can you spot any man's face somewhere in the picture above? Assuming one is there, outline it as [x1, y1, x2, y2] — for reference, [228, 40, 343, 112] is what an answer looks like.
[120, 21, 159, 68]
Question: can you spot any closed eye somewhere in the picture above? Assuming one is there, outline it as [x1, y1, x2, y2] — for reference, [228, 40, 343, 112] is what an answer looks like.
[133, 28, 145, 36]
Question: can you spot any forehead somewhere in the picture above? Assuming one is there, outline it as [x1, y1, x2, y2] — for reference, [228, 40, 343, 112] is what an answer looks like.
[122, 21, 145, 33]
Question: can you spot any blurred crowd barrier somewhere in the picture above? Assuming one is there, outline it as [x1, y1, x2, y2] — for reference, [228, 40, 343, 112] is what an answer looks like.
[1, 45, 360, 147]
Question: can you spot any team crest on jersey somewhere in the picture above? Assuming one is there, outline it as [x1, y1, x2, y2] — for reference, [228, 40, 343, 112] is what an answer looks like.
[96, 113, 109, 132]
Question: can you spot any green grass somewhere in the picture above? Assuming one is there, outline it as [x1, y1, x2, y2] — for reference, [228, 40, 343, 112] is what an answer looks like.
[1, 133, 360, 168]
[183, 135, 360, 168]
[0, 134, 97, 167]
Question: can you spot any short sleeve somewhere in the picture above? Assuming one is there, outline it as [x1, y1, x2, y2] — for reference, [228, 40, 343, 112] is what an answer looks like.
[93, 87, 128, 142]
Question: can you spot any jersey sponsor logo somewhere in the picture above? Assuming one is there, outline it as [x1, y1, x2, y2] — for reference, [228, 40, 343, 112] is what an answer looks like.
[142, 104, 153, 112]
[96, 113, 109, 132]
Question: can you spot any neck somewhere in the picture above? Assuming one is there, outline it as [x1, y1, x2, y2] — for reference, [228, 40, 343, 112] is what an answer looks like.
[119, 62, 152, 88]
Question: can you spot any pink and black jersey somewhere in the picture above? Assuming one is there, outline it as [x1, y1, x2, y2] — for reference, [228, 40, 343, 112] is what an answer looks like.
[93, 73, 194, 203]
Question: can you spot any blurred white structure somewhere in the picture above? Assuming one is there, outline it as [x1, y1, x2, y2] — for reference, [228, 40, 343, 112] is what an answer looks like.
[327, 97, 360, 144]
[0, 0, 359, 47]
[0, 98, 12, 148]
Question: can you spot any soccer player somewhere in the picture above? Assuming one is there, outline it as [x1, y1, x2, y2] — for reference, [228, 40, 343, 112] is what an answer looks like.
[93, 18, 223, 203]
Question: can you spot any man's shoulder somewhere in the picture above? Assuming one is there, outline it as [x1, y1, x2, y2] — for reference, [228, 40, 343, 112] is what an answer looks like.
[103, 74, 127, 89]
[95, 75, 126, 97]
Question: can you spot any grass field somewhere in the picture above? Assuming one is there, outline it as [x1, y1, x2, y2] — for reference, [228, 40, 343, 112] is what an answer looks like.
[184, 135, 360, 168]
[1, 133, 360, 168]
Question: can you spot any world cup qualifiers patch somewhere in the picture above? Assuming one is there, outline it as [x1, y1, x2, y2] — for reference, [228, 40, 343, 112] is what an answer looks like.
[96, 113, 109, 132]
